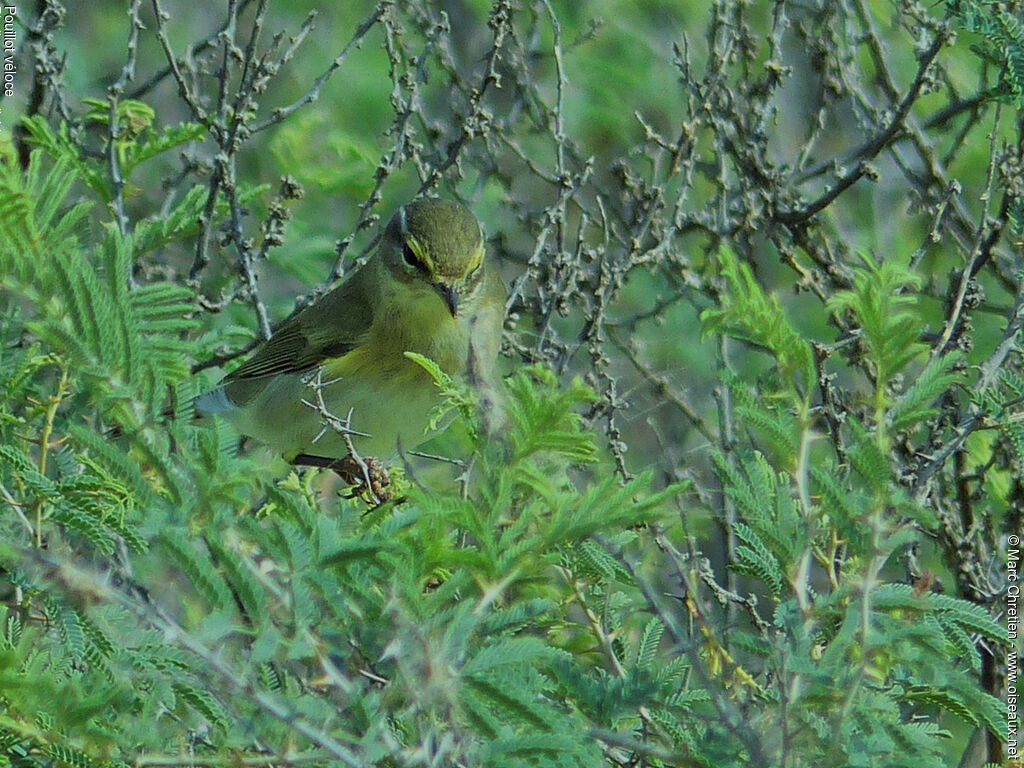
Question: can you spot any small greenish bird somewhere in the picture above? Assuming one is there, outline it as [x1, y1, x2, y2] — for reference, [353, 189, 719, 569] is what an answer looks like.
[195, 198, 505, 464]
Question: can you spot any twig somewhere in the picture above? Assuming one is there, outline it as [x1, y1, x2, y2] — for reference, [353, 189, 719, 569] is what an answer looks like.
[776, 27, 949, 225]
[302, 369, 380, 506]
[106, 0, 144, 241]
[912, 276, 1024, 502]
[15, 547, 365, 768]
[250, 5, 385, 133]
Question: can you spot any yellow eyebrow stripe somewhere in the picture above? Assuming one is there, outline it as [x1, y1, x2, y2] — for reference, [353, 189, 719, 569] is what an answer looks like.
[404, 234, 435, 272]
[467, 242, 484, 273]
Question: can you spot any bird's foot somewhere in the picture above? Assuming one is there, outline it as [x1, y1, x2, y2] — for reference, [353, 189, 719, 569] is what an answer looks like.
[290, 452, 394, 505]
[331, 455, 394, 504]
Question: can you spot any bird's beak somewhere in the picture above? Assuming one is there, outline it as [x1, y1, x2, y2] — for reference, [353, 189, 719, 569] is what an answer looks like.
[433, 282, 459, 317]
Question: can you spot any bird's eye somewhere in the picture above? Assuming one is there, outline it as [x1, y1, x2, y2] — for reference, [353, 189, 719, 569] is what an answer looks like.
[402, 243, 420, 268]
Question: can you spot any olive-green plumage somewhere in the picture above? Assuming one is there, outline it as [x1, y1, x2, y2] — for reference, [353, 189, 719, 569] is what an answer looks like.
[195, 198, 505, 459]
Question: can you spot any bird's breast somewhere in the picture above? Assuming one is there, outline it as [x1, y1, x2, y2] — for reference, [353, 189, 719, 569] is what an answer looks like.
[369, 285, 470, 375]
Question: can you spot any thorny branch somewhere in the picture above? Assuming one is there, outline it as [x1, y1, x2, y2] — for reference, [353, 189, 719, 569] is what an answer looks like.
[13, 0, 1022, 764]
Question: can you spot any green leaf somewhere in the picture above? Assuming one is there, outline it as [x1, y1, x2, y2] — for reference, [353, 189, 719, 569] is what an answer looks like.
[635, 617, 664, 671]
[701, 246, 816, 402]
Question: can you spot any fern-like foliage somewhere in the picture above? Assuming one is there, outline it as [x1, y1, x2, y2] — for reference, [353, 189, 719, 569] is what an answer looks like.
[0, 56, 1009, 766]
[826, 252, 926, 416]
[701, 247, 816, 409]
[887, 352, 961, 433]
[700, 243, 1007, 766]
[0, 144, 197, 421]
[969, 368, 1024, 510]
[0, 140, 245, 764]
[2, 192, 691, 766]
[950, 0, 1024, 107]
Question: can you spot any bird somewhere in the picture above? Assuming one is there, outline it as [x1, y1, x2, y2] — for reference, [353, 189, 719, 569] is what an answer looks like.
[194, 198, 505, 471]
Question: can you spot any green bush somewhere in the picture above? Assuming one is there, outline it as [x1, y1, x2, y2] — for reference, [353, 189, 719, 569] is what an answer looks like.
[0, 1, 1019, 766]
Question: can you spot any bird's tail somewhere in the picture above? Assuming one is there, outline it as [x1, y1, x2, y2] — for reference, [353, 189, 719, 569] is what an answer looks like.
[194, 387, 235, 417]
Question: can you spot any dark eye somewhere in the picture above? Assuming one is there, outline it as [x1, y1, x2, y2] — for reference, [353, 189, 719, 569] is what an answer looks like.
[402, 243, 419, 268]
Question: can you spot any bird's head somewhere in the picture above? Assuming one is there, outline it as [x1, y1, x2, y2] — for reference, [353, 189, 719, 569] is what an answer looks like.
[381, 198, 486, 318]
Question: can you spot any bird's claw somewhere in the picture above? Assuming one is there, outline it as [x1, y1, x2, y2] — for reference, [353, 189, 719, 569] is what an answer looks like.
[329, 454, 393, 505]
[289, 452, 394, 506]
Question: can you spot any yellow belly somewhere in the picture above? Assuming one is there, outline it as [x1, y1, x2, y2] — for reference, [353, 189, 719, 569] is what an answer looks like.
[226, 348, 447, 459]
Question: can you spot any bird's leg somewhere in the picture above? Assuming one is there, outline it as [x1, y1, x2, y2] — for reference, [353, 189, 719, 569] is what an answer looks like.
[290, 453, 393, 504]
[290, 453, 336, 469]
[331, 455, 393, 503]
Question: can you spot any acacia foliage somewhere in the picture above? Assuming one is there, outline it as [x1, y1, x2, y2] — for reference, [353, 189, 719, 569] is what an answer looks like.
[0, 0, 1020, 766]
